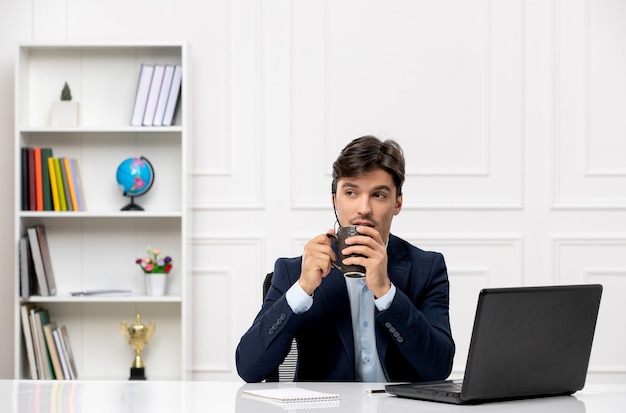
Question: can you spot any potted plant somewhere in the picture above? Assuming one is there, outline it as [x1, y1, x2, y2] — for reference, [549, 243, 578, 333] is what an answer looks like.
[51, 82, 80, 127]
[136, 247, 173, 296]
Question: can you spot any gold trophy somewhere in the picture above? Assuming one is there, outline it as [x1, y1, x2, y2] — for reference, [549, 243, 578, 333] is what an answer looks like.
[121, 313, 155, 380]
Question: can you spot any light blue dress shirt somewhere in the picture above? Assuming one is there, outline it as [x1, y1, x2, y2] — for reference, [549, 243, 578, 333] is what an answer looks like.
[286, 276, 396, 382]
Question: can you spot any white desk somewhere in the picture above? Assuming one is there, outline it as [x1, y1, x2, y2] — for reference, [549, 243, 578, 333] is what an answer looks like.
[4, 380, 626, 412]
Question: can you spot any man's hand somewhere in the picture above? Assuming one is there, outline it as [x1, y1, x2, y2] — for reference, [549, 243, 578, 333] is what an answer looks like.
[342, 226, 391, 298]
[299, 229, 337, 295]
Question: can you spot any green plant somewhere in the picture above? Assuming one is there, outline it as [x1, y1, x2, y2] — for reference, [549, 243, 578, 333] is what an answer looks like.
[136, 246, 173, 274]
[61, 82, 72, 101]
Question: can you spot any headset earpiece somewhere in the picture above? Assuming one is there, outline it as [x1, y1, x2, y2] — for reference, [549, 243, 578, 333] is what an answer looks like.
[331, 180, 336, 194]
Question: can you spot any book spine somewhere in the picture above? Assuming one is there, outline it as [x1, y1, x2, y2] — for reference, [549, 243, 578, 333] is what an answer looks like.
[34, 147, 43, 211]
[153, 64, 175, 126]
[35, 225, 56, 296]
[63, 158, 79, 211]
[27, 226, 49, 296]
[41, 148, 54, 211]
[20, 304, 39, 379]
[43, 323, 64, 379]
[143, 64, 165, 126]
[69, 159, 85, 211]
[28, 148, 36, 211]
[53, 158, 67, 211]
[21, 147, 30, 211]
[59, 158, 73, 211]
[162, 64, 182, 126]
[130, 64, 155, 126]
[48, 157, 60, 211]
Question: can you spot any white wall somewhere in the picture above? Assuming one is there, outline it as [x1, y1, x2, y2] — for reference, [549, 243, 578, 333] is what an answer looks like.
[1, 0, 626, 381]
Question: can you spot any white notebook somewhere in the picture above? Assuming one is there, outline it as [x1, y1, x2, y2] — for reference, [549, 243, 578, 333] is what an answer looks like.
[242, 387, 340, 409]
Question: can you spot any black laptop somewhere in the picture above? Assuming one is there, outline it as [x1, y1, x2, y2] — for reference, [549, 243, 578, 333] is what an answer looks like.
[385, 284, 603, 404]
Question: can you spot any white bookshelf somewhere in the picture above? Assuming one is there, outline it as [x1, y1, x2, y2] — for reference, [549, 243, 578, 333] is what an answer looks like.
[13, 43, 189, 380]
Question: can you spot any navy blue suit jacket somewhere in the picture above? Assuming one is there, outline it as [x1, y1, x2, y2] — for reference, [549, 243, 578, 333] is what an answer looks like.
[235, 234, 455, 382]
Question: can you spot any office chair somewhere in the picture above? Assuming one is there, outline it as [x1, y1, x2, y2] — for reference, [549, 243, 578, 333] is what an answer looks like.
[262, 272, 298, 382]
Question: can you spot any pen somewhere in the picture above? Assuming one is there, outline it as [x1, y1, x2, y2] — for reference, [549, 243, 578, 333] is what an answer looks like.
[366, 389, 386, 394]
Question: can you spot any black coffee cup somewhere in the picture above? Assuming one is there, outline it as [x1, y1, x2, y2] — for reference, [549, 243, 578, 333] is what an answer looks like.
[327, 226, 366, 278]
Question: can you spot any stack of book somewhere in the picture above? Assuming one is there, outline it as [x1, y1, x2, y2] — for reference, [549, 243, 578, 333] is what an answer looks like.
[21, 147, 86, 212]
[130, 63, 182, 127]
[20, 304, 78, 380]
[20, 225, 56, 298]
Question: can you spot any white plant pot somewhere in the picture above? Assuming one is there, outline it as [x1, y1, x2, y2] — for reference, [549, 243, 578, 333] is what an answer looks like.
[51, 101, 80, 127]
[145, 273, 167, 296]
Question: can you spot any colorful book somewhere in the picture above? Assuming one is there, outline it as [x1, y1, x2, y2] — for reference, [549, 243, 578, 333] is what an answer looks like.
[48, 157, 60, 211]
[69, 159, 85, 211]
[28, 148, 36, 210]
[34, 309, 55, 379]
[43, 322, 64, 379]
[34, 147, 43, 211]
[63, 158, 79, 211]
[41, 148, 54, 211]
[53, 158, 67, 211]
[59, 158, 73, 211]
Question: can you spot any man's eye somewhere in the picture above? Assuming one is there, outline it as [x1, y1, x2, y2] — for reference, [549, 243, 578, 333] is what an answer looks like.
[373, 192, 387, 199]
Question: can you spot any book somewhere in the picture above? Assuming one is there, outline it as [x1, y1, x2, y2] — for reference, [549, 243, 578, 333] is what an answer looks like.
[162, 64, 182, 126]
[27, 226, 49, 296]
[52, 328, 71, 380]
[34, 147, 43, 211]
[20, 304, 39, 379]
[43, 322, 64, 379]
[242, 388, 340, 409]
[35, 225, 56, 296]
[130, 64, 154, 126]
[59, 158, 73, 211]
[41, 148, 54, 211]
[68, 158, 85, 211]
[28, 148, 36, 210]
[58, 325, 78, 379]
[70, 289, 132, 297]
[29, 307, 44, 378]
[34, 309, 55, 379]
[153, 64, 175, 126]
[53, 158, 67, 211]
[142, 64, 165, 126]
[63, 158, 79, 211]
[21, 147, 30, 210]
[48, 157, 60, 211]
[19, 236, 33, 297]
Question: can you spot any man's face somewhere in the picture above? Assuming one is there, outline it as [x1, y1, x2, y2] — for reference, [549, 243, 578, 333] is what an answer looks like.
[333, 169, 403, 243]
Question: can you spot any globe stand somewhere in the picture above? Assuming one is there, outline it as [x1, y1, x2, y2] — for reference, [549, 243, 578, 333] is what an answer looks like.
[121, 196, 144, 211]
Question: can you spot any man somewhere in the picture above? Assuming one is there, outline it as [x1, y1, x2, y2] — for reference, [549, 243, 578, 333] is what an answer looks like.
[236, 135, 454, 382]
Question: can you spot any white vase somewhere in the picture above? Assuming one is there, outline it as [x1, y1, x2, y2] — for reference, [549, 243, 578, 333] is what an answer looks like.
[51, 101, 80, 127]
[145, 273, 167, 296]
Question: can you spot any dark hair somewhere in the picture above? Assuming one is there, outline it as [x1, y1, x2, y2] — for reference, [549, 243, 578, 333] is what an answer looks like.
[332, 135, 405, 196]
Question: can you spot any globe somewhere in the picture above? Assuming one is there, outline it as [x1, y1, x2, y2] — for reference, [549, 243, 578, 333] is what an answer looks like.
[116, 156, 154, 211]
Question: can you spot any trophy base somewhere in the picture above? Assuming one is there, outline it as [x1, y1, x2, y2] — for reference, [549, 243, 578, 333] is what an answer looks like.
[129, 367, 146, 381]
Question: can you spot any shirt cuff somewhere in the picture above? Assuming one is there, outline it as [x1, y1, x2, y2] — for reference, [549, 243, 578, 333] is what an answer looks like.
[374, 283, 396, 311]
[286, 281, 314, 314]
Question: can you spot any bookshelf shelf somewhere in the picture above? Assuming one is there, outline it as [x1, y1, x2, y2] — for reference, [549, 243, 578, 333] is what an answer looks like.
[13, 43, 189, 381]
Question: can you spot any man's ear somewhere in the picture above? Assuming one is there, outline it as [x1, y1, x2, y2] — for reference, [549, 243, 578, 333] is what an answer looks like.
[394, 195, 403, 215]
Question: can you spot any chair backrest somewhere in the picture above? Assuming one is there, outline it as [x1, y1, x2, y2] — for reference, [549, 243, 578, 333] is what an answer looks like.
[262, 272, 298, 382]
